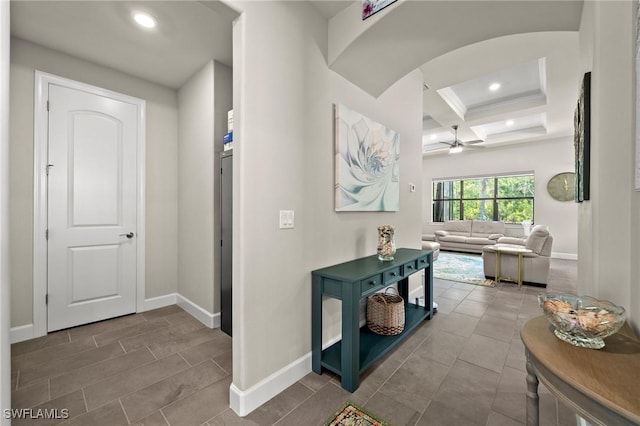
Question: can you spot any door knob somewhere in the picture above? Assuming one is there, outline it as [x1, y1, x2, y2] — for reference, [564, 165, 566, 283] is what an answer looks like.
[119, 232, 134, 239]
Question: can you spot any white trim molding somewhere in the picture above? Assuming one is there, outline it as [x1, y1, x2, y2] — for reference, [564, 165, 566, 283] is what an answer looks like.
[10, 324, 34, 344]
[552, 252, 578, 261]
[230, 352, 311, 417]
[176, 294, 219, 329]
[32, 71, 146, 337]
[141, 294, 178, 312]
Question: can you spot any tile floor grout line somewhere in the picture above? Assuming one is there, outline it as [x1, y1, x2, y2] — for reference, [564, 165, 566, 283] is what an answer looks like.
[118, 398, 132, 425]
[147, 344, 159, 360]
[414, 399, 433, 426]
[176, 351, 191, 367]
[272, 380, 338, 426]
[361, 329, 433, 407]
[297, 379, 316, 394]
[206, 408, 236, 426]
[209, 357, 229, 375]
[159, 408, 171, 426]
[81, 388, 89, 414]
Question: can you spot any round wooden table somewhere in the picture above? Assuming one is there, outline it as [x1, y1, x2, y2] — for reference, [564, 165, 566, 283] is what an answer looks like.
[520, 316, 640, 425]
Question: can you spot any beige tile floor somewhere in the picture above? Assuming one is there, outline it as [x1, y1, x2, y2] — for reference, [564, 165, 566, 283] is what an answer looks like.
[11, 257, 578, 426]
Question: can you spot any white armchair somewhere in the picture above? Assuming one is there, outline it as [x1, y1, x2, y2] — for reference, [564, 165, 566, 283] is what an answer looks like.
[482, 225, 553, 287]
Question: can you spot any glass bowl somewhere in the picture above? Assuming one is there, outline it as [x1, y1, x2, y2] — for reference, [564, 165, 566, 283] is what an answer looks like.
[538, 292, 626, 349]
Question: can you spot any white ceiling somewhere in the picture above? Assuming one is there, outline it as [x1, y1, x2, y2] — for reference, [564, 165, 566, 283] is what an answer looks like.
[10, 1, 237, 89]
[10, 0, 581, 154]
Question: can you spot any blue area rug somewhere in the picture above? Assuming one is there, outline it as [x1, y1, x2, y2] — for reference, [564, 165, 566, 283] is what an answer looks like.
[434, 252, 494, 287]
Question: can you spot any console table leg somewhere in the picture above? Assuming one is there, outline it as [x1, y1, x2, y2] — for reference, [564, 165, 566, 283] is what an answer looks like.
[424, 255, 433, 318]
[340, 283, 360, 392]
[526, 351, 540, 426]
[311, 276, 322, 374]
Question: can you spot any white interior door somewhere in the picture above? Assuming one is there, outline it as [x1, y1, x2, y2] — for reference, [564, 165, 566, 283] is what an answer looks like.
[47, 83, 138, 332]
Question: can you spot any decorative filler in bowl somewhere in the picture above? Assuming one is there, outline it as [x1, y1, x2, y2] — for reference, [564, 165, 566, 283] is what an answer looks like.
[377, 225, 396, 261]
[538, 292, 626, 349]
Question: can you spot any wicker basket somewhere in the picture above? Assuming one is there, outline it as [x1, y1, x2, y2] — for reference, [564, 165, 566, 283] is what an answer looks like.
[367, 287, 405, 336]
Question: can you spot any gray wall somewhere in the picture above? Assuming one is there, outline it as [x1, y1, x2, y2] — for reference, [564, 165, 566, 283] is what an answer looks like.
[422, 137, 578, 257]
[9, 38, 179, 327]
[578, 1, 639, 332]
[177, 60, 233, 315]
[177, 61, 215, 313]
[231, 1, 423, 391]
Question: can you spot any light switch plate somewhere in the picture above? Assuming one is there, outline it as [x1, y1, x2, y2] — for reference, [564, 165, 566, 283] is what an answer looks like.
[279, 210, 294, 229]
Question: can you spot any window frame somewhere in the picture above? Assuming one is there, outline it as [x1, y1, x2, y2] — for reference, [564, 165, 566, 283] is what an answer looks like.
[432, 173, 535, 224]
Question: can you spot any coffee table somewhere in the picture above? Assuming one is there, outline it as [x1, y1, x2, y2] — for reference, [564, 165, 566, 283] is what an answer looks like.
[493, 245, 532, 287]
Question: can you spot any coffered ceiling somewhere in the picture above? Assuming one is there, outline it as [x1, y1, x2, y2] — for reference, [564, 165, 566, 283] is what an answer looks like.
[420, 31, 580, 155]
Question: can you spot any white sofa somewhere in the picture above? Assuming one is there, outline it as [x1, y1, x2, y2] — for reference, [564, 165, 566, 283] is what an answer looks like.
[420, 237, 440, 261]
[434, 220, 505, 254]
[482, 224, 553, 287]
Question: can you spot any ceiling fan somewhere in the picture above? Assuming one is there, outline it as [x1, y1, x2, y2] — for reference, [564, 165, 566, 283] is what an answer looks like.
[439, 125, 484, 154]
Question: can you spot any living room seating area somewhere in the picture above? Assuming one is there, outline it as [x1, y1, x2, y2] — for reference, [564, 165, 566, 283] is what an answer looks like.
[482, 224, 554, 287]
[433, 220, 505, 254]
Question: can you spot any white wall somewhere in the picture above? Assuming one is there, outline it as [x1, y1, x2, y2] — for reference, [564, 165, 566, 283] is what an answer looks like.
[578, 0, 639, 332]
[178, 61, 216, 314]
[9, 38, 179, 327]
[231, 0, 423, 413]
[177, 60, 232, 319]
[422, 138, 578, 258]
[1, 1, 11, 422]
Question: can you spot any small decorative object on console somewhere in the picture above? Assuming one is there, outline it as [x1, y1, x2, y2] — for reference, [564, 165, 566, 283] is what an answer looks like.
[377, 225, 396, 261]
[539, 292, 625, 349]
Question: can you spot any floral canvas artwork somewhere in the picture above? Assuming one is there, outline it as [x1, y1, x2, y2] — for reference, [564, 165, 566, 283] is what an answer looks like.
[362, 0, 398, 20]
[334, 104, 399, 212]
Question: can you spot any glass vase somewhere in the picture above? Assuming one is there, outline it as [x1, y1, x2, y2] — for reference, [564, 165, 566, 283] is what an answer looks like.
[377, 225, 396, 261]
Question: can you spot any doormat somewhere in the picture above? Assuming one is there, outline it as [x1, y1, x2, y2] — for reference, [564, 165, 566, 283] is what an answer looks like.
[434, 252, 495, 287]
[324, 401, 390, 426]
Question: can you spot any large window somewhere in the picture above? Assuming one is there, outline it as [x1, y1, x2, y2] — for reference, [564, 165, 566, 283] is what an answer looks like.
[432, 174, 534, 224]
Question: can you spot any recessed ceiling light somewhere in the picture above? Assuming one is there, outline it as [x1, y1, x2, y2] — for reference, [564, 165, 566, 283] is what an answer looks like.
[430, 134, 437, 140]
[489, 82, 501, 92]
[133, 11, 157, 29]
[506, 119, 515, 126]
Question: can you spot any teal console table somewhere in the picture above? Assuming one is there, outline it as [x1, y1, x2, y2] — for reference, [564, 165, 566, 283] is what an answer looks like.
[311, 248, 434, 392]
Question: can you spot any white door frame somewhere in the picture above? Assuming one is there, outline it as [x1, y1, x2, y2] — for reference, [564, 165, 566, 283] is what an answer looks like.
[33, 71, 146, 337]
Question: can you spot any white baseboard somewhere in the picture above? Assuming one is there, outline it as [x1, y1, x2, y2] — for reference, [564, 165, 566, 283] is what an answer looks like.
[142, 293, 178, 311]
[176, 294, 219, 329]
[552, 252, 578, 260]
[230, 352, 311, 417]
[10, 324, 34, 344]
[10, 293, 217, 344]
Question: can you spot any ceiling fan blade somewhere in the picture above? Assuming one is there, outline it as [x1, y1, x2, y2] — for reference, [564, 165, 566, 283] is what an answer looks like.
[464, 139, 484, 145]
[438, 141, 454, 147]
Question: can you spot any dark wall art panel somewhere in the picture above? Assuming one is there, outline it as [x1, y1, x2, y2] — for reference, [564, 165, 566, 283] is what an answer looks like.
[574, 72, 591, 202]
